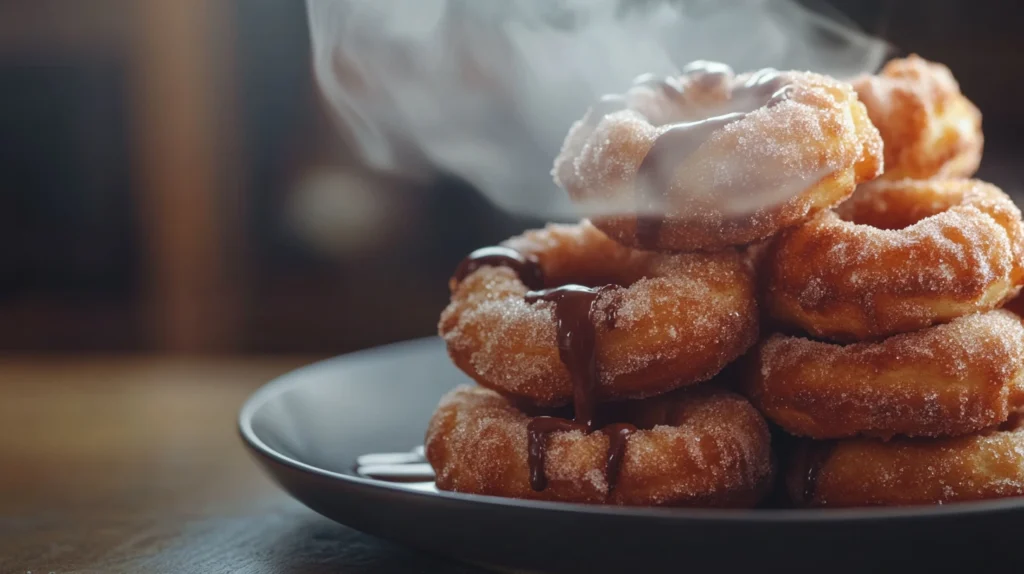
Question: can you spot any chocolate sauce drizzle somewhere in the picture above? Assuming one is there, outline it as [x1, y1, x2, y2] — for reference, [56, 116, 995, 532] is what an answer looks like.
[453, 245, 545, 290]
[524, 285, 606, 428]
[522, 284, 636, 493]
[526, 416, 589, 491]
[632, 65, 794, 248]
[452, 247, 637, 493]
[603, 422, 638, 490]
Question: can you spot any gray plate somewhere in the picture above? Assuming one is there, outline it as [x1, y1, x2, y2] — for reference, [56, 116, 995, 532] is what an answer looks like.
[240, 337, 1024, 573]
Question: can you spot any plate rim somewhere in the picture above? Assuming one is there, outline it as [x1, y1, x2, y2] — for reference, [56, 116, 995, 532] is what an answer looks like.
[239, 336, 1024, 523]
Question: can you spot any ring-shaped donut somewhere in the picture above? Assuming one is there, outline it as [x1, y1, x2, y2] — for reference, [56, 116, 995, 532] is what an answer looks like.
[744, 310, 1024, 440]
[554, 62, 882, 252]
[853, 55, 983, 180]
[765, 179, 1024, 342]
[439, 221, 759, 405]
[788, 416, 1024, 507]
[426, 385, 774, 506]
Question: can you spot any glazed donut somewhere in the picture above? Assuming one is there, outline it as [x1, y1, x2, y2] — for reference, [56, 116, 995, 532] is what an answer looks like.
[789, 416, 1024, 507]
[745, 310, 1024, 440]
[853, 54, 983, 180]
[765, 179, 1024, 342]
[426, 385, 774, 506]
[553, 61, 882, 252]
[440, 221, 758, 407]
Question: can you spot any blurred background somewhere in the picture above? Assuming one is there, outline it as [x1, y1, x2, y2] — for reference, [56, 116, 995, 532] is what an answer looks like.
[1, 0, 1022, 355]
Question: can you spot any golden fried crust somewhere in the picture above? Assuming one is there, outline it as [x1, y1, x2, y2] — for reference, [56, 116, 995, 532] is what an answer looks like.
[426, 385, 774, 506]
[745, 311, 1024, 440]
[853, 54, 983, 180]
[555, 69, 882, 251]
[439, 221, 759, 405]
[765, 179, 1024, 342]
[789, 416, 1024, 507]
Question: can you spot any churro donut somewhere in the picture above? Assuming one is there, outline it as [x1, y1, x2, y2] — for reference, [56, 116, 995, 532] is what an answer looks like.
[426, 385, 773, 506]
[745, 310, 1024, 440]
[765, 179, 1024, 342]
[440, 221, 758, 406]
[853, 54, 982, 180]
[789, 416, 1024, 507]
[553, 61, 882, 252]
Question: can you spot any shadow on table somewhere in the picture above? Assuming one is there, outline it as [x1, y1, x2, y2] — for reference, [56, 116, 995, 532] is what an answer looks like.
[262, 516, 490, 574]
[116, 499, 489, 573]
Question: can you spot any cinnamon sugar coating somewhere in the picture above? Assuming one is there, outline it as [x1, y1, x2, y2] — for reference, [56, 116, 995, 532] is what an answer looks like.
[426, 385, 773, 506]
[745, 310, 1024, 440]
[853, 54, 983, 180]
[440, 221, 758, 405]
[554, 67, 882, 251]
[788, 415, 1024, 507]
[765, 179, 1024, 342]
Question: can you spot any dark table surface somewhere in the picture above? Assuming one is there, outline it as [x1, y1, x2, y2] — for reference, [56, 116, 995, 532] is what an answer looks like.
[0, 357, 484, 573]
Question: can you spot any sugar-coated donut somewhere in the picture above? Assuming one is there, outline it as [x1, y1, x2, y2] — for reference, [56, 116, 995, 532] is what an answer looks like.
[765, 179, 1024, 342]
[789, 415, 1024, 507]
[426, 385, 774, 506]
[554, 62, 882, 252]
[745, 310, 1024, 440]
[440, 221, 758, 406]
[853, 54, 982, 180]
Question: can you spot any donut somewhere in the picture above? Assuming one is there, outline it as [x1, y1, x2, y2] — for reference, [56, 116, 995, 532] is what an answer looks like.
[853, 54, 983, 180]
[440, 221, 758, 409]
[765, 179, 1024, 342]
[425, 385, 774, 506]
[744, 310, 1024, 440]
[788, 415, 1024, 507]
[553, 61, 882, 252]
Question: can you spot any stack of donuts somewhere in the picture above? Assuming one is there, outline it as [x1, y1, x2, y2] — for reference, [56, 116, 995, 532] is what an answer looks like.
[426, 55, 1024, 508]
[750, 56, 1024, 508]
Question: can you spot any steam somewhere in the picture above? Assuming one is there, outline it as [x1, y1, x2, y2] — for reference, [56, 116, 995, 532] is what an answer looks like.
[307, 0, 888, 219]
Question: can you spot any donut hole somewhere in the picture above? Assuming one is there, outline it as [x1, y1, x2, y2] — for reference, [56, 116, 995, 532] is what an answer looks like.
[842, 208, 929, 231]
[838, 194, 958, 230]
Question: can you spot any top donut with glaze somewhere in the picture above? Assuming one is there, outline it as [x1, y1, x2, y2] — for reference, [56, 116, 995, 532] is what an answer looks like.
[554, 61, 883, 252]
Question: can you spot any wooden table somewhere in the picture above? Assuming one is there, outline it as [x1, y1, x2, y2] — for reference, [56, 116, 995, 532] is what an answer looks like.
[0, 357, 483, 573]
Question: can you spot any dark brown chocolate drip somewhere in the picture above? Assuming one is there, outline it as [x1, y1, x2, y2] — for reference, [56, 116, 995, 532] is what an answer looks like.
[603, 423, 637, 490]
[632, 68, 793, 248]
[452, 246, 544, 290]
[525, 285, 605, 429]
[523, 284, 639, 493]
[797, 441, 836, 506]
[526, 416, 589, 491]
